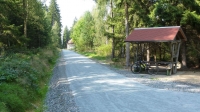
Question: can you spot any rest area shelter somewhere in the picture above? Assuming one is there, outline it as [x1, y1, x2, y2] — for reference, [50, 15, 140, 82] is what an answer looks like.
[125, 26, 187, 75]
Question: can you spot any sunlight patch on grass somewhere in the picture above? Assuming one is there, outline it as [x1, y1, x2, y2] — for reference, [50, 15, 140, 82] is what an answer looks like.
[81, 52, 107, 60]
[79, 51, 126, 69]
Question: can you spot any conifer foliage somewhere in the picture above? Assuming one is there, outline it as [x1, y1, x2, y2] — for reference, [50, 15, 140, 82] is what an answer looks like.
[0, 0, 62, 51]
[62, 26, 70, 48]
[48, 0, 62, 48]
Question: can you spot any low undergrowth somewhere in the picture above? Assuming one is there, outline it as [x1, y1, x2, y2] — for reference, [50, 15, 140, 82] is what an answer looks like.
[80, 51, 125, 69]
[0, 46, 59, 112]
[81, 52, 108, 60]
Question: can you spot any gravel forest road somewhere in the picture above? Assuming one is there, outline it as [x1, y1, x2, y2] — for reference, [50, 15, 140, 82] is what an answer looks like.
[45, 50, 200, 112]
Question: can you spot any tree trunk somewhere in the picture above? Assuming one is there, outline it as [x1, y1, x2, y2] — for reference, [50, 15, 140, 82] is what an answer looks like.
[181, 41, 187, 69]
[23, 0, 28, 39]
[110, 0, 115, 59]
[111, 38, 115, 58]
[159, 43, 161, 60]
[125, 0, 130, 67]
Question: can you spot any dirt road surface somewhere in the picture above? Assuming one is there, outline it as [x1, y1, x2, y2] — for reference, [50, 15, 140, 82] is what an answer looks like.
[45, 50, 200, 112]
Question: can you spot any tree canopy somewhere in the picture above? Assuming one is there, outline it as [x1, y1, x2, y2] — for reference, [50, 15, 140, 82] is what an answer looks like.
[0, 0, 62, 51]
[1, 0, 200, 68]
[70, 0, 200, 68]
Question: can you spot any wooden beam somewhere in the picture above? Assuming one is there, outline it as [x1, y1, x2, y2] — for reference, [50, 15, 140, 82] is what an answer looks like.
[147, 43, 149, 61]
[173, 42, 181, 73]
[170, 42, 174, 74]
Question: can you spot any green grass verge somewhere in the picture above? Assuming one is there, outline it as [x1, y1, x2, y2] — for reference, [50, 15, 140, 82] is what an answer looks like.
[80, 52, 107, 60]
[0, 46, 59, 112]
[79, 51, 125, 69]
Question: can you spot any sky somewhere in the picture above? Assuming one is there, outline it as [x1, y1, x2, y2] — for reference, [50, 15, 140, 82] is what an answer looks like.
[45, 0, 95, 31]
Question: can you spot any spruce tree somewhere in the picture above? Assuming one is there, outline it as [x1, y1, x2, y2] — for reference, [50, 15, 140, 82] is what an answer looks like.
[48, 0, 62, 48]
[63, 26, 70, 48]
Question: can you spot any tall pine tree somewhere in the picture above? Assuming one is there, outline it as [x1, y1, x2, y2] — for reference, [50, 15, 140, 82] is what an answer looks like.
[62, 26, 70, 48]
[48, 0, 62, 48]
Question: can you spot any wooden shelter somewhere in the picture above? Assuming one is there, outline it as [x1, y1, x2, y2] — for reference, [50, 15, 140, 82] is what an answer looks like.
[67, 39, 75, 50]
[125, 26, 187, 75]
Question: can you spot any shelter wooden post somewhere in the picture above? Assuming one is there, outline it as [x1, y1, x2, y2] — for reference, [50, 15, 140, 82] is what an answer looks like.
[135, 43, 139, 61]
[170, 42, 174, 74]
[147, 43, 150, 61]
[171, 40, 181, 74]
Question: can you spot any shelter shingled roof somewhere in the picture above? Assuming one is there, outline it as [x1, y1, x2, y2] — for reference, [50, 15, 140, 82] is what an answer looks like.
[125, 26, 187, 42]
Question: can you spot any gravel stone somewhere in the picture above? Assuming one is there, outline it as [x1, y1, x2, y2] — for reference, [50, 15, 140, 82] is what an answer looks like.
[45, 52, 79, 112]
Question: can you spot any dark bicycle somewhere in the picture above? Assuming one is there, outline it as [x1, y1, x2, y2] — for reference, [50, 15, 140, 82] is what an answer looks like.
[131, 56, 155, 75]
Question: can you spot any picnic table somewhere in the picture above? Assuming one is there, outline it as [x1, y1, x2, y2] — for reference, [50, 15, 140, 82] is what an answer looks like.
[148, 61, 181, 75]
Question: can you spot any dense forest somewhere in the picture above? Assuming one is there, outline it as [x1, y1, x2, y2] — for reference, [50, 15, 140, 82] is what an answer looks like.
[67, 0, 200, 68]
[0, 0, 62, 50]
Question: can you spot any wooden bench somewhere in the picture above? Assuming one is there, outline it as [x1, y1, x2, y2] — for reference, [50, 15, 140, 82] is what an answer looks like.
[142, 61, 181, 75]
[148, 61, 178, 75]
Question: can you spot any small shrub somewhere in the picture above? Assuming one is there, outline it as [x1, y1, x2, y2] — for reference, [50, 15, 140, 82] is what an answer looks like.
[96, 44, 112, 57]
[0, 59, 39, 90]
[0, 102, 9, 112]
[112, 58, 119, 62]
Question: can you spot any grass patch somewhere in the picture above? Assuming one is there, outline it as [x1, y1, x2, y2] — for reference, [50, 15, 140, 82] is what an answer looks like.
[0, 46, 59, 112]
[79, 51, 126, 69]
[0, 83, 27, 112]
[81, 52, 107, 60]
[150, 77, 159, 80]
